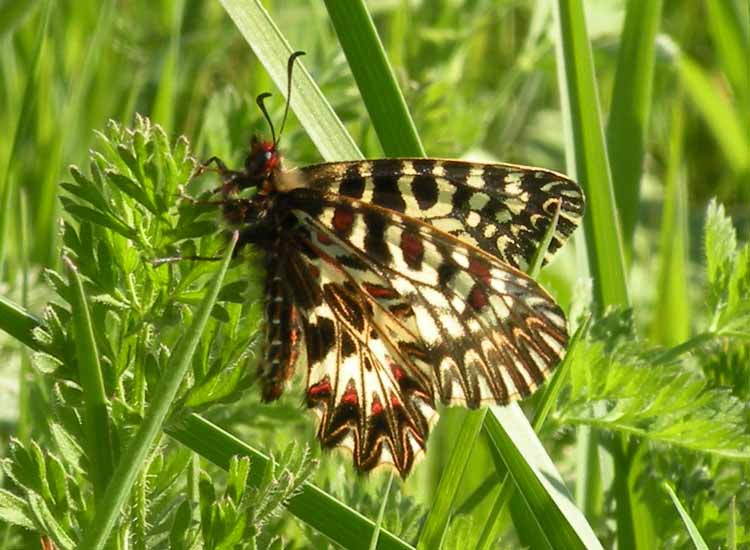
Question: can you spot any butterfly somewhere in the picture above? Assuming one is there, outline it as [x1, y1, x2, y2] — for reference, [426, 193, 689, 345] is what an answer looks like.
[198, 52, 584, 477]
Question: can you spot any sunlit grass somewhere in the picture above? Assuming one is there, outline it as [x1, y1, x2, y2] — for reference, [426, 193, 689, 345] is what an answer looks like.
[0, 1, 748, 548]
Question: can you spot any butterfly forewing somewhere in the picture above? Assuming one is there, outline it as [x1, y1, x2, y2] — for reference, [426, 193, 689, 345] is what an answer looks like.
[299, 158, 584, 272]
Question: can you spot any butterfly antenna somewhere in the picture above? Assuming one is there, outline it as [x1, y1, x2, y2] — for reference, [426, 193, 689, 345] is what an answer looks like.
[275, 50, 306, 147]
[256, 92, 276, 145]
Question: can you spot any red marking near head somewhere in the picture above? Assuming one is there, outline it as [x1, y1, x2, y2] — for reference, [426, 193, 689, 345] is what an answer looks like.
[468, 285, 488, 311]
[259, 140, 280, 171]
[468, 257, 491, 283]
[400, 231, 424, 263]
[332, 206, 354, 233]
[364, 283, 398, 300]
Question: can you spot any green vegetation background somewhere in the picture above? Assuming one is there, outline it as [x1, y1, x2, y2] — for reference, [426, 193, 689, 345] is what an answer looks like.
[0, 0, 748, 548]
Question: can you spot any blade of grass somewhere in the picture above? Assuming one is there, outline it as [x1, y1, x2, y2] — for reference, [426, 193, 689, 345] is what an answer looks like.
[669, 43, 750, 174]
[552, 2, 633, 548]
[651, 91, 690, 346]
[552, 0, 629, 311]
[0, 0, 51, 280]
[323, 0, 425, 157]
[663, 482, 709, 550]
[417, 409, 486, 550]
[477, 323, 590, 550]
[64, 256, 114, 499]
[167, 414, 414, 550]
[484, 405, 601, 549]
[0, 294, 45, 351]
[79, 231, 238, 550]
[606, 0, 662, 252]
[369, 472, 395, 550]
[218, 0, 361, 162]
[705, 0, 750, 103]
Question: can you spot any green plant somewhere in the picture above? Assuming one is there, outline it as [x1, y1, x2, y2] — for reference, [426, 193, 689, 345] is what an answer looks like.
[1, 1, 749, 548]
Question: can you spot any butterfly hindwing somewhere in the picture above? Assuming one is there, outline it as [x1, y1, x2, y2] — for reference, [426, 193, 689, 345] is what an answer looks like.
[289, 196, 568, 408]
[282, 224, 437, 475]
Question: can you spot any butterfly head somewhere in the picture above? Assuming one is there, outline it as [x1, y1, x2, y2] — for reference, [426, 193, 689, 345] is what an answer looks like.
[243, 136, 281, 193]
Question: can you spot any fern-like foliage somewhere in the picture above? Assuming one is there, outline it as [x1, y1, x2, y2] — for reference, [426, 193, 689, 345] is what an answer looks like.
[0, 117, 314, 548]
[555, 200, 750, 461]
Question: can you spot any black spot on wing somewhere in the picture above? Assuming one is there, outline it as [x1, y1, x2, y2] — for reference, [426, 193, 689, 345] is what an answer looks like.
[306, 317, 335, 364]
[372, 173, 406, 213]
[363, 211, 392, 264]
[442, 162, 471, 183]
[438, 261, 458, 286]
[339, 164, 365, 199]
[452, 185, 472, 211]
[411, 174, 439, 210]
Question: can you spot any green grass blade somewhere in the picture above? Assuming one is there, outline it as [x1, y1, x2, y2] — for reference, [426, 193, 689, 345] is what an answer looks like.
[477, 323, 589, 548]
[79, 232, 238, 550]
[167, 414, 414, 550]
[705, 0, 750, 103]
[552, 2, 634, 547]
[651, 92, 690, 346]
[0, 295, 44, 352]
[673, 47, 750, 174]
[552, 0, 630, 310]
[417, 409, 486, 550]
[33, 0, 117, 265]
[369, 472, 395, 550]
[151, 0, 184, 134]
[219, 0, 361, 161]
[663, 482, 709, 550]
[64, 257, 114, 499]
[606, 0, 662, 251]
[0, 0, 51, 279]
[323, 0, 425, 157]
[484, 405, 602, 549]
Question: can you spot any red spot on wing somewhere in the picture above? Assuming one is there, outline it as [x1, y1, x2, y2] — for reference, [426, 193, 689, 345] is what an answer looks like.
[333, 207, 354, 234]
[390, 394, 401, 408]
[391, 364, 405, 381]
[468, 257, 491, 283]
[308, 378, 332, 400]
[341, 386, 359, 406]
[317, 231, 333, 245]
[468, 285, 488, 311]
[371, 398, 384, 415]
[400, 231, 424, 265]
[364, 283, 398, 300]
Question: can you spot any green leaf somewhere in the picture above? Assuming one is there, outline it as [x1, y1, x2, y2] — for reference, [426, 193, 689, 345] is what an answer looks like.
[167, 414, 415, 550]
[553, 0, 629, 310]
[606, 0, 662, 249]
[79, 232, 238, 550]
[417, 409, 485, 550]
[323, 0, 424, 157]
[218, 0, 361, 162]
[663, 483, 709, 550]
[0, 488, 35, 530]
[65, 256, 114, 498]
[484, 405, 602, 549]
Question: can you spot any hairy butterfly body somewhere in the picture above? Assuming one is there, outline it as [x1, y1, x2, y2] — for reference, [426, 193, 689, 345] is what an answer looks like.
[202, 53, 584, 477]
